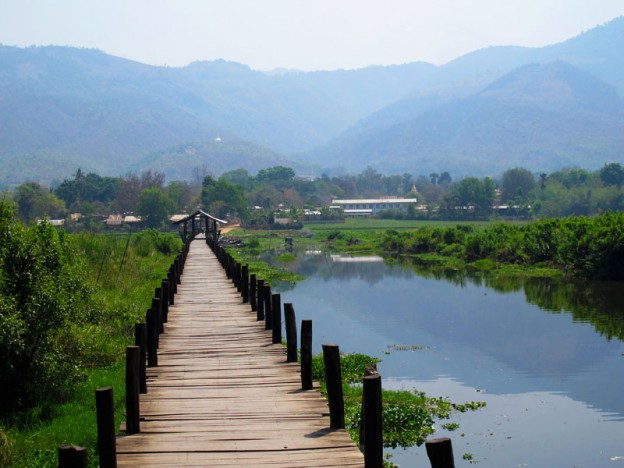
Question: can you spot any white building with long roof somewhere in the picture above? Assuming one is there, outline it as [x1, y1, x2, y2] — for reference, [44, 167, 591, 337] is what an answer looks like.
[330, 197, 417, 217]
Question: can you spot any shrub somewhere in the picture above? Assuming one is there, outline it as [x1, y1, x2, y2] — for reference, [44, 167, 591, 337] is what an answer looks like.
[0, 201, 94, 415]
[132, 229, 182, 256]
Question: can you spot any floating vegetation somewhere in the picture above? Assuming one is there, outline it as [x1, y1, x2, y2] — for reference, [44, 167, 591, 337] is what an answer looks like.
[387, 344, 430, 351]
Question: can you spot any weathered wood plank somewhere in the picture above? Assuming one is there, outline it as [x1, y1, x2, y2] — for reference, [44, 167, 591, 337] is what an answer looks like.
[116, 237, 364, 467]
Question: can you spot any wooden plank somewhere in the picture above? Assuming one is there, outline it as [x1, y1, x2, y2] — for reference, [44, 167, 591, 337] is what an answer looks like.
[116, 237, 363, 467]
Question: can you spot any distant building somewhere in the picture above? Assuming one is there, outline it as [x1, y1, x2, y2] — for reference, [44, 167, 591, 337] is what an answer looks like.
[105, 214, 123, 226]
[330, 197, 417, 217]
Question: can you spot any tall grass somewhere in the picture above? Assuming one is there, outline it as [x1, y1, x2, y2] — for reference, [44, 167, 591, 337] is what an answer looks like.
[2, 230, 181, 466]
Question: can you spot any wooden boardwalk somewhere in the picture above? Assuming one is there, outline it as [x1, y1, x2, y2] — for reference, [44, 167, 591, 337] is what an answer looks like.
[116, 238, 364, 467]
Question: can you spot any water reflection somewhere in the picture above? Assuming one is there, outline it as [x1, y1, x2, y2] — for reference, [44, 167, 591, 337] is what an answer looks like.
[267, 247, 624, 342]
[264, 247, 624, 449]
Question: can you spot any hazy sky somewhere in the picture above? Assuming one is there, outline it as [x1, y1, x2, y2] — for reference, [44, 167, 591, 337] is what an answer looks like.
[1, 0, 623, 71]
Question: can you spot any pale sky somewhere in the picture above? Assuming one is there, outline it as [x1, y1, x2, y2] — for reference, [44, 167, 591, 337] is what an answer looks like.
[1, 0, 623, 71]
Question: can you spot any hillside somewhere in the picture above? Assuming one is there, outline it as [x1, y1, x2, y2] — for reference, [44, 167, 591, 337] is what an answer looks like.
[131, 138, 294, 182]
[310, 62, 624, 176]
[0, 46, 434, 186]
[306, 18, 624, 176]
[1, 17, 624, 186]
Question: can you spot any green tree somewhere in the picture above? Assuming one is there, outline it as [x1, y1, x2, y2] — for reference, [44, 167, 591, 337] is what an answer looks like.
[599, 163, 624, 189]
[445, 177, 494, 219]
[256, 166, 295, 184]
[14, 182, 66, 222]
[0, 200, 93, 415]
[54, 169, 117, 210]
[166, 180, 195, 213]
[201, 176, 249, 221]
[501, 167, 536, 202]
[137, 188, 175, 228]
[222, 168, 252, 188]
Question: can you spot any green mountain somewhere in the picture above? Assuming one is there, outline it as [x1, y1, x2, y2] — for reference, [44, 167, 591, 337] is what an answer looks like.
[1, 17, 623, 186]
[0, 46, 434, 186]
[306, 18, 624, 176]
[310, 62, 624, 176]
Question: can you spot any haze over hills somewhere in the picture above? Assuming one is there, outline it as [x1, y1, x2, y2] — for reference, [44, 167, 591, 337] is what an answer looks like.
[0, 17, 623, 186]
[311, 61, 624, 176]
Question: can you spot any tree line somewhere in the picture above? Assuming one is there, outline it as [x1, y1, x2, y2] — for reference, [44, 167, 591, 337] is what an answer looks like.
[377, 211, 624, 280]
[3, 163, 624, 226]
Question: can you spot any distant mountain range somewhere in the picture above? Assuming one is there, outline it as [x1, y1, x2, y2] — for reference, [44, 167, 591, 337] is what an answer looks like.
[1, 17, 623, 186]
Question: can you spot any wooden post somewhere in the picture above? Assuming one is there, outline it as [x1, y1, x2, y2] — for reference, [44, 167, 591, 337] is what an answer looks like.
[95, 387, 117, 468]
[271, 293, 281, 344]
[236, 262, 242, 292]
[162, 280, 170, 322]
[226, 255, 232, 279]
[173, 255, 182, 284]
[134, 323, 147, 393]
[263, 284, 272, 329]
[425, 438, 455, 468]
[168, 270, 177, 299]
[146, 308, 158, 367]
[363, 374, 383, 468]
[242, 265, 249, 303]
[256, 279, 265, 320]
[58, 445, 87, 468]
[153, 295, 163, 337]
[125, 346, 140, 434]
[284, 303, 297, 363]
[174, 259, 181, 284]
[301, 320, 313, 390]
[250, 274, 257, 311]
[322, 344, 345, 429]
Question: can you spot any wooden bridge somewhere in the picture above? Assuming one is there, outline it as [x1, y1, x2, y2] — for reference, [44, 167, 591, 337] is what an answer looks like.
[65, 232, 452, 468]
[114, 235, 365, 467]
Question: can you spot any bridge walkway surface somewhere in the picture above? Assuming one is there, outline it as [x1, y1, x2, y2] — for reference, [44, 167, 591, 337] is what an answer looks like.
[115, 237, 365, 467]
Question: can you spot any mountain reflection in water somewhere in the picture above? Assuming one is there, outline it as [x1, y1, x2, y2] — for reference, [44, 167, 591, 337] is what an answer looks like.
[262, 247, 624, 467]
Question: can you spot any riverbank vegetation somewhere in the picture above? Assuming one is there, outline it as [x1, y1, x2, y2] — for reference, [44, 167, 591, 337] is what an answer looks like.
[311, 352, 485, 465]
[374, 212, 624, 280]
[229, 211, 624, 281]
[0, 200, 180, 466]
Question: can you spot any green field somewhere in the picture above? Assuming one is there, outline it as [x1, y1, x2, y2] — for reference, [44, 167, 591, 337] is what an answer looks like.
[305, 218, 527, 232]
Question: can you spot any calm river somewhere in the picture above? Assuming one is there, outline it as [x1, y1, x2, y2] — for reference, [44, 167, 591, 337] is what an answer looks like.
[263, 247, 624, 467]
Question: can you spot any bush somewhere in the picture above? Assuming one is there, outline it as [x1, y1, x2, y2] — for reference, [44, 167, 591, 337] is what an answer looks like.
[0, 201, 95, 415]
[132, 229, 182, 256]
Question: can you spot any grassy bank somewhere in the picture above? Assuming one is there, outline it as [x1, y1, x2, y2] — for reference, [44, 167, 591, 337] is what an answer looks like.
[1, 229, 181, 467]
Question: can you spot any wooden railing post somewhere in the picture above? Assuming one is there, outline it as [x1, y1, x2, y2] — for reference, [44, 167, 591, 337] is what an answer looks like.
[162, 280, 170, 323]
[95, 387, 117, 468]
[134, 323, 147, 393]
[168, 269, 177, 298]
[226, 255, 233, 279]
[256, 279, 265, 320]
[250, 274, 257, 311]
[301, 320, 313, 390]
[58, 445, 87, 467]
[271, 294, 281, 344]
[263, 284, 272, 330]
[362, 373, 383, 468]
[234, 262, 241, 291]
[146, 308, 158, 367]
[425, 438, 455, 468]
[322, 344, 345, 429]
[153, 295, 163, 337]
[242, 265, 249, 303]
[125, 346, 140, 434]
[284, 303, 297, 363]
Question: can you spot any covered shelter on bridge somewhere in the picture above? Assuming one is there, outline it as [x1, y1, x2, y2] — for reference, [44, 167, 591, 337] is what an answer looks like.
[171, 210, 227, 242]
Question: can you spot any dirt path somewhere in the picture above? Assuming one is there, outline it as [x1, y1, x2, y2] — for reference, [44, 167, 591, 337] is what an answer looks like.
[220, 223, 239, 234]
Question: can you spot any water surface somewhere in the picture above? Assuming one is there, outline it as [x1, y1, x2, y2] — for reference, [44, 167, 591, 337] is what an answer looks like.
[266, 248, 624, 467]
